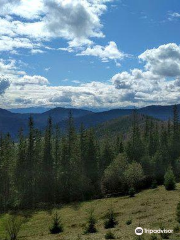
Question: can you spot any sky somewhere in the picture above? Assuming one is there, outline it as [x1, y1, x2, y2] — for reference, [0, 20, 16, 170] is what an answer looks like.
[0, 0, 180, 110]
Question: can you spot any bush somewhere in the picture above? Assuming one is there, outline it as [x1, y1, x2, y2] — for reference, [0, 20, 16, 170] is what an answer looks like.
[104, 206, 118, 229]
[160, 225, 171, 239]
[126, 219, 132, 225]
[84, 208, 97, 234]
[177, 202, 180, 223]
[4, 215, 24, 240]
[105, 230, 115, 239]
[129, 187, 135, 197]
[150, 234, 158, 240]
[101, 154, 128, 196]
[49, 212, 63, 234]
[151, 180, 157, 189]
[124, 162, 145, 191]
[174, 224, 180, 233]
[164, 167, 176, 191]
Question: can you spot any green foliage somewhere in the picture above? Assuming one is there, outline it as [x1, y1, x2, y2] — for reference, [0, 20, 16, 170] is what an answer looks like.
[176, 202, 180, 223]
[105, 230, 115, 239]
[129, 187, 135, 198]
[164, 167, 176, 191]
[1, 105, 180, 211]
[149, 235, 158, 240]
[101, 154, 128, 196]
[84, 208, 97, 234]
[174, 224, 180, 233]
[49, 212, 63, 234]
[126, 219, 132, 225]
[159, 225, 171, 239]
[4, 215, 24, 240]
[104, 206, 118, 229]
[124, 162, 144, 190]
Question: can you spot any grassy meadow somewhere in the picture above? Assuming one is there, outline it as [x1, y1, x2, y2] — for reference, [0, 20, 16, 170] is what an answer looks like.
[1, 184, 180, 240]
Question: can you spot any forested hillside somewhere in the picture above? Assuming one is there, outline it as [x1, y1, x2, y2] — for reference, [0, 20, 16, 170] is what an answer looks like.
[0, 106, 180, 212]
[0, 104, 180, 138]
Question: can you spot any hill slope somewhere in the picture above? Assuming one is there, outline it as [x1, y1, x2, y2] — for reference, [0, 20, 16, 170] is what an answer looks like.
[0, 185, 179, 240]
[94, 114, 162, 139]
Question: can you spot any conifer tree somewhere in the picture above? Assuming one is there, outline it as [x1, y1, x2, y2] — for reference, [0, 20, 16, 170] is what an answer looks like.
[164, 167, 176, 190]
[15, 129, 27, 207]
[41, 117, 54, 203]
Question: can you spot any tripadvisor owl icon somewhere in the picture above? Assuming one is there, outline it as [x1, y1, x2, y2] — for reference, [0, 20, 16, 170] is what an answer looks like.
[135, 227, 143, 235]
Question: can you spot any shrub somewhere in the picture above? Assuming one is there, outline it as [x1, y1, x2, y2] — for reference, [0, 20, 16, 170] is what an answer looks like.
[129, 187, 135, 197]
[174, 224, 180, 233]
[160, 225, 171, 239]
[4, 215, 24, 240]
[164, 167, 176, 191]
[104, 206, 118, 229]
[150, 234, 158, 240]
[101, 154, 128, 196]
[49, 212, 63, 234]
[124, 162, 144, 191]
[177, 201, 180, 223]
[84, 208, 97, 234]
[126, 219, 132, 225]
[105, 230, 115, 239]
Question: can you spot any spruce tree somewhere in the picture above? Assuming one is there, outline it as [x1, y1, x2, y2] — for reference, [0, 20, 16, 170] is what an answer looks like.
[41, 117, 54, 203]
[164, 167, 176, 190]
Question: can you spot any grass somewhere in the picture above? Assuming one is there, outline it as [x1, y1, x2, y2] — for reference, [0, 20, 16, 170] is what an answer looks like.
[0, 184, 180, 240]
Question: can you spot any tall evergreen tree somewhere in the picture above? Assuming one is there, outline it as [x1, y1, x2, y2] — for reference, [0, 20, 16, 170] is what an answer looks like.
[41, 117, 54, 203]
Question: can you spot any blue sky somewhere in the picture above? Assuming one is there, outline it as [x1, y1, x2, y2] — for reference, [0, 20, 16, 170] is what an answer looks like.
[0, 0, 180, 109]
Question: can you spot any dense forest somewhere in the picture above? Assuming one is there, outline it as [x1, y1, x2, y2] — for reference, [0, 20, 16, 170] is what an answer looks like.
[0, 106, 180, 212]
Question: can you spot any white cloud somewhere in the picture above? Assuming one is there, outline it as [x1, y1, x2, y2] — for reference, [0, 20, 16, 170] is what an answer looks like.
[3, 43, 180, 109]
[0, 0, 114, 54]
[139, 43, 180, 77]
[168, 12, 180, 21]
[15, 75, 49, 86]
[112, 43, 180, 106]
[78, 41, 126, 62]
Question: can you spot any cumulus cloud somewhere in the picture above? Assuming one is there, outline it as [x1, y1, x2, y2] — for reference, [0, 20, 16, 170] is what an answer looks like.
[15, 75, 49, 86]
[112, 43, 180, 106]
[0, 0, 114, 55]
[3, 43, 180, 109]
[78, 41, 126, 62]
[139, 43, 180, 77]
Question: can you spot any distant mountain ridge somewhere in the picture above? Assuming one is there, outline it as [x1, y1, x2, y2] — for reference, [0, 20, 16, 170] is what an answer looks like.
[0, 104, 179, 138]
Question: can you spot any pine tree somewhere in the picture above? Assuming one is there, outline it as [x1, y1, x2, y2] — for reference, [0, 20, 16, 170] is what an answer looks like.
[0, 133, 14, 211]
[164, 167, 176, 190]
[85, 129, 98, 185]
[100, 140, 114, 174]
[15, 129, 27, 207]
[53, 125, 61, 204]
[25, 116, 36, 208]
[41, 117, 54, 203]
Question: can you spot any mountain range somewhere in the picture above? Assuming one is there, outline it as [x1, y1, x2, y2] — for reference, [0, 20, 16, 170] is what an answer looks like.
[0, 104, 179, 138]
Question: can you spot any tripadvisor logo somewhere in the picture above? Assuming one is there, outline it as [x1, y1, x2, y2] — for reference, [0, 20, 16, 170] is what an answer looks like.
[135, 227, 143, 235]
[135, 227, 173, 236]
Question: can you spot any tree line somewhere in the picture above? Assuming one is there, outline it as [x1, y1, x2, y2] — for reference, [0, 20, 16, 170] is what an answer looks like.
[0, 106, 180, 211]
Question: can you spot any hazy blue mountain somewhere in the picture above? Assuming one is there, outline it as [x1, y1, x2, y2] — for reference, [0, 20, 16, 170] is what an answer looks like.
[0, 104, 179, 138]
[9, 107, 51, 114]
